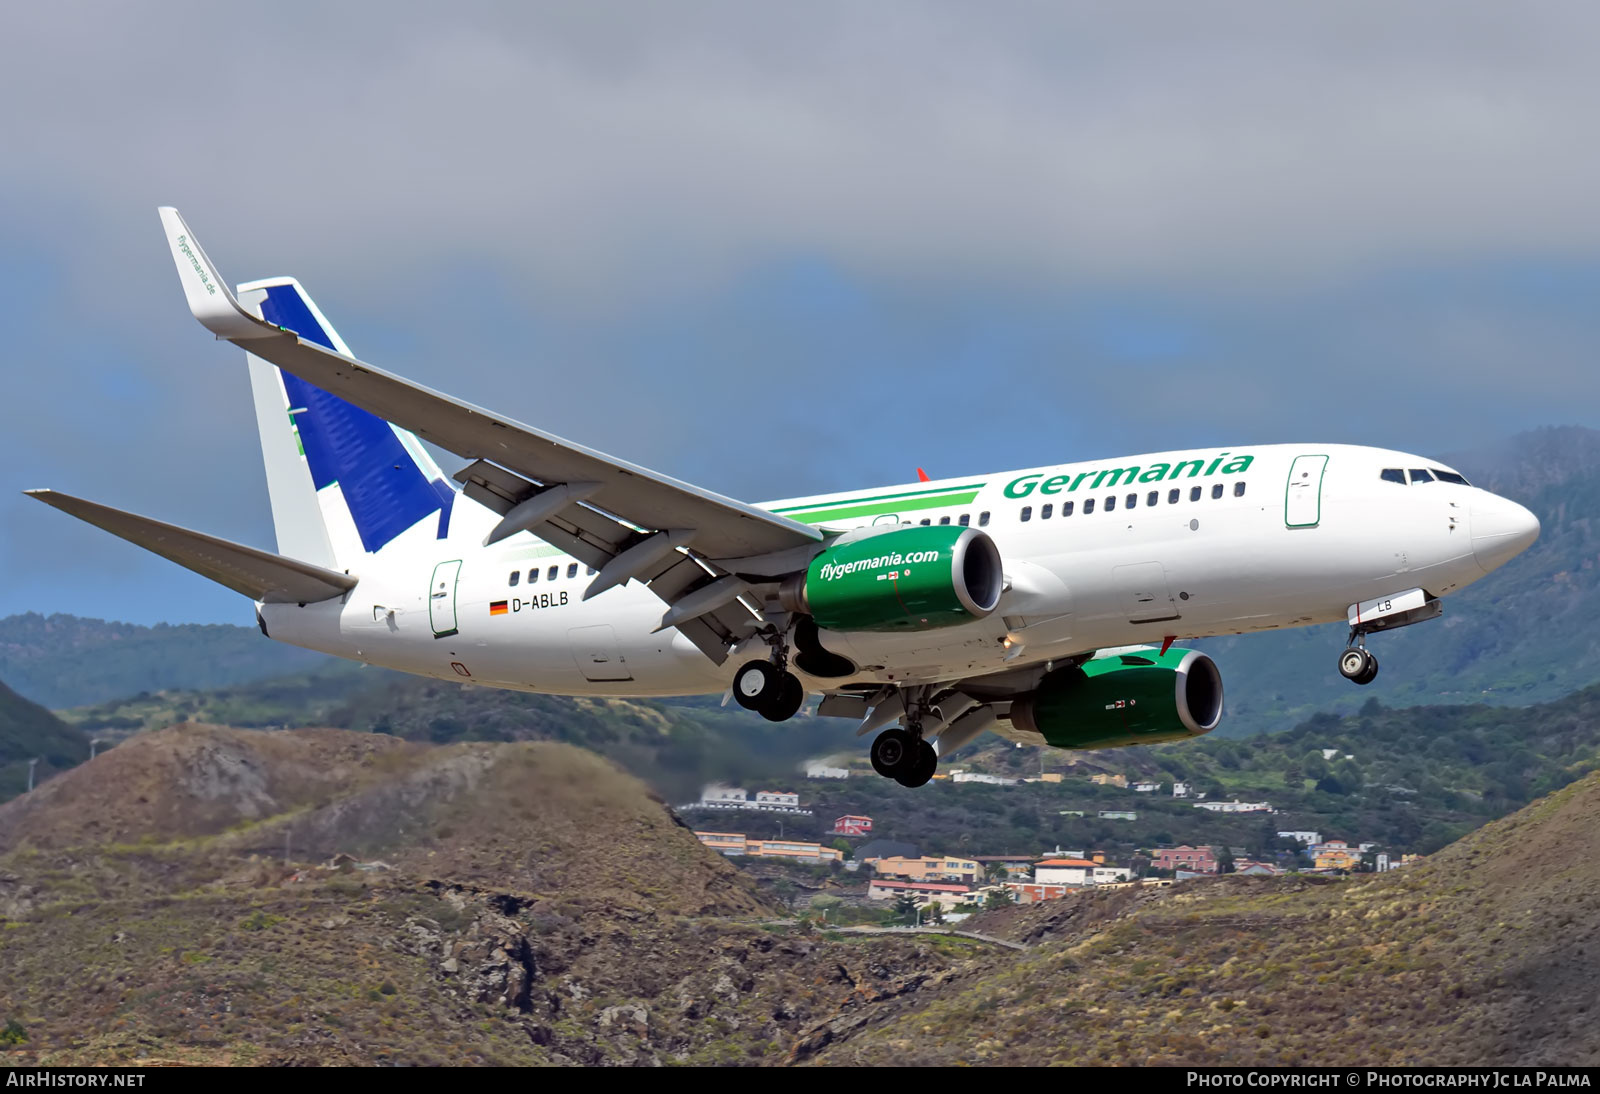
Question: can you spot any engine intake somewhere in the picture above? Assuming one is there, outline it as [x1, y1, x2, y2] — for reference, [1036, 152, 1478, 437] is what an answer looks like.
[1009, 647, 1223, 750]
[781, 525, 1003, 633]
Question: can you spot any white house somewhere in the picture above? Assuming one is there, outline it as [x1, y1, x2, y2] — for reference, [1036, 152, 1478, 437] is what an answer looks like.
[1092, 866, 1132, 884]
[951, 771, 1019, 786]
[700, 786, 748, 807]
[805, 763, 849, 779]
[1133, 781, 1161, 793]
[1172, 782, 1191, 798]
[1193, 800, 1271, 814]
[755, 791, 800, 807]
[1278, 830, 1321, 846]
[1034, 858, 1098, 886]
[1097, 810, 1137, 820]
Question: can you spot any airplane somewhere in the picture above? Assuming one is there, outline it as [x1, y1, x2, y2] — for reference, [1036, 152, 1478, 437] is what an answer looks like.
[26, 208, 1541, 788]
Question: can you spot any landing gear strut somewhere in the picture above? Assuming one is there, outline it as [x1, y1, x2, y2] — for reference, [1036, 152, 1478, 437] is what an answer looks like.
[1337, 635, 1380, 686]
[732, 658, 805, 722]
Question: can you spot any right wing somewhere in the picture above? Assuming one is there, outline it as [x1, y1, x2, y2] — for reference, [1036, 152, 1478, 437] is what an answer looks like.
[159, 208, 824, 661]
[26, 490, 356, 605]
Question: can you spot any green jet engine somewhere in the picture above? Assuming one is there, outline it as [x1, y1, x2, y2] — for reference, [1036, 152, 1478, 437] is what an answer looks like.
[779, 525, 1004, 633]
[1009, 647, 1223, 749]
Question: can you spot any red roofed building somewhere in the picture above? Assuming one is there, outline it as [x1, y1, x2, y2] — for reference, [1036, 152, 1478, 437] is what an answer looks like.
[831, 814, 873, 837]
[865, 878, 973, 910]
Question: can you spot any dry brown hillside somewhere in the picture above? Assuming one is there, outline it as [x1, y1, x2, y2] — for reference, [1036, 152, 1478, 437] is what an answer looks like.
[801, 768, 1600, 1066]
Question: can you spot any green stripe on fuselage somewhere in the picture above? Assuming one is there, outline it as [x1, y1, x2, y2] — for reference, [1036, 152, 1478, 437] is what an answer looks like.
[776, 489, 983, 525]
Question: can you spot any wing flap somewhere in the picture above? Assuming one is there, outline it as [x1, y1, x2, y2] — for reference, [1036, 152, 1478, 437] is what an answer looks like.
[26, 490, 356, 605]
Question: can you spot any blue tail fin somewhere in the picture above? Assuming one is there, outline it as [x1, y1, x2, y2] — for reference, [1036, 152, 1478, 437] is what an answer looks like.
[236, 278, 455, 564]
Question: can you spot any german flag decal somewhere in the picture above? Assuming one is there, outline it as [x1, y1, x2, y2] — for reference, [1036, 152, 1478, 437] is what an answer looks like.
[489, 600, 509, 616]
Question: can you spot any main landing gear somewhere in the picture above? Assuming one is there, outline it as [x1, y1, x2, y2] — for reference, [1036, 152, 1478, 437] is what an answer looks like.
[870, 726, 938, 789]
[732, 658, 806, 722]
[1337, 639, 1380, 686]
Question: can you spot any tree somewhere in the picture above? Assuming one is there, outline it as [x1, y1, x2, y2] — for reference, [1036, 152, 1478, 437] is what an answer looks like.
[985, 861, 1011, 883]
[831, 838, 852, 854]
[1215, 845, 1236, 874]
[984, 886, 1015, 911]
[891, 894, 920, 924]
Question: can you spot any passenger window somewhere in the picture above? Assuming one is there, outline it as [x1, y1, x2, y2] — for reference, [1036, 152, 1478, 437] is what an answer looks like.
[1084, 498, 1096, 515]
[1147, 491, 1159, 507]
[958, 513, 970, 526]
[1105, 495, 1117, 512]
[509, 570, 520, 587]
[920, 518, 931, 526]
[1062, 501, 1074, 517]
[1211, 483, 1224, 499]
[1433, 469, 1471, 486]
[1168, 489, 1179, 504]
[1041, 503, 1053, 519]
[979, 511, 990, 527]
[528, 568, 539, 584]
[1409, 469, 1434, 484]
[1234, 481, 1246, 497]
[1020, 506, 1032, 522]
[1126, 493, 1137, 509]
[1190, 486, 1202, 502]
[939, 515, 951, 525]
[568, 563, 579, 578]
[1380, 468, 1406, 485]
[547, 566, 559, 581]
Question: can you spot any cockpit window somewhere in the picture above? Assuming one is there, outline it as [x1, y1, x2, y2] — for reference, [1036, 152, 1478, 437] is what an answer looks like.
[1409, 469, 1434, 484]
[1380, 468, 1406, 485]
[1433, 469, 1471, 486]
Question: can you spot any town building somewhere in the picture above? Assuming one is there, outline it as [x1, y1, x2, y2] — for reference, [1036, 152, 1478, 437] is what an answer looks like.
[1133, 781, 1161, 793]
[948, 770, 1019, 786]
[1154, 845, 1218, 874]
[1278, 830, 1321, 846]
[1313, 840, 1362, 871]
[1097, 810, 1137, 820]
[694, 832, 842, 863]
[754, 790, 800, 808]
[830, 814, 873, 837]
[866, 878, 972, 910]
[1092, 865, 1133, 884]
[805, 763, 850, 779]
[973, 855, 1036, 879]
[871, 855, 981, 883]
[1172, 781, 1192, 798]
[1232, 859, 1281, 876]
[1008, 881, 1072, 904]
[685, 786, 813, 816]
[1089, 773, 1128, 788]
[1193, 800, 1272, 814]
[1034, 857, 1100, 886]
[700, 787, 748, 807]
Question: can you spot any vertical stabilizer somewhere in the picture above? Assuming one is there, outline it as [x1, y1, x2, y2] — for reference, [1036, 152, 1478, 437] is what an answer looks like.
[235, 278, 456, 570]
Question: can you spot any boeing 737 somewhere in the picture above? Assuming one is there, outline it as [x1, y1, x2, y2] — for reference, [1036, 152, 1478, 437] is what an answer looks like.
[27, 209, 1542, 787]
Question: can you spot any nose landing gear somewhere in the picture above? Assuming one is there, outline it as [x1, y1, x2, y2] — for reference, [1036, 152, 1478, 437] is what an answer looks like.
[1337, 637, 1380, 686]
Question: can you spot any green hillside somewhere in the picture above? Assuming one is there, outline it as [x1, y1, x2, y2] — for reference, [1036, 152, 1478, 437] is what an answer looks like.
[0, 679, 89, 799]
[0, 612, 332, 709]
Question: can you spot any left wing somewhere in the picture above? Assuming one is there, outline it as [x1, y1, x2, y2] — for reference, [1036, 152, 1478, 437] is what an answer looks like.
[159, 207, 823, 661]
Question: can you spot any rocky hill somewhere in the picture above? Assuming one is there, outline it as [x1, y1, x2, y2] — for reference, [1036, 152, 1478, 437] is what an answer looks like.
[0, 725, 971, 1065]
[802, 768, 1600, 1066]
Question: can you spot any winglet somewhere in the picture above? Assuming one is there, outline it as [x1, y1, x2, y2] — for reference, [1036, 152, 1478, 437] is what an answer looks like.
[157, 206, 279, 341]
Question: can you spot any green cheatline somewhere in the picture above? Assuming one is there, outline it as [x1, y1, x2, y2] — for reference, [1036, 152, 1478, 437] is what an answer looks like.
[773, 482, 985, 519]
[780, 490, 983, 525]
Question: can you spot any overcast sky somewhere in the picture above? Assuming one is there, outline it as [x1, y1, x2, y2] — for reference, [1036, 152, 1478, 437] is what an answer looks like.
[4, 2, 1600, 625]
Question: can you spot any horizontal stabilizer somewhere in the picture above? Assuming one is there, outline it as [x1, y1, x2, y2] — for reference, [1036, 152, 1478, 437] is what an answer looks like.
[25, 490, 357, 604]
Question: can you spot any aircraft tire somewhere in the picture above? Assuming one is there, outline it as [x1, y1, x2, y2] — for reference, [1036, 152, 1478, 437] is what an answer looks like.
[1355, 653, 1380, 686]
[1337, 647, 1372, 682]
[895, 740, 938, 788]
[760, 672, 806, 722]
[733, 660, 778, 711]
[870, 728, 915, 779]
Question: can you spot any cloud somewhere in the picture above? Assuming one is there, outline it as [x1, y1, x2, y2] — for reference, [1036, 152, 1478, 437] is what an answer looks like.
[4, 2, 1600, 624]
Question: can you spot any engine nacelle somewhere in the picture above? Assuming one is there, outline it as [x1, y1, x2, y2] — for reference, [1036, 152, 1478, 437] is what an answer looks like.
[780, 525, 1004, 633]
[1009, 647, 1223, 749]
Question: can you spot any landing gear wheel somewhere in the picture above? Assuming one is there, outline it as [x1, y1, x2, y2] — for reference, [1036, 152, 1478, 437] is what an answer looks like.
[760, 672, 805, 722]
[1338, 647, 1377, 685]
[894, 740, 938, 788]
[732, 660, 778, 711]
[1355, 652, 1379, 686]
[870, 728, 916, 779]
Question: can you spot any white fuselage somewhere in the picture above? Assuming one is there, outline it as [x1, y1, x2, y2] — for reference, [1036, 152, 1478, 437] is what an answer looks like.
[258, 442, 1535, 699]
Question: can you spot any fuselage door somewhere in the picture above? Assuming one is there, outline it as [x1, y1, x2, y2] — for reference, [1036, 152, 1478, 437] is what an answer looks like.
[1285, 454, 1329, 529]
[429, 559, 462, 638]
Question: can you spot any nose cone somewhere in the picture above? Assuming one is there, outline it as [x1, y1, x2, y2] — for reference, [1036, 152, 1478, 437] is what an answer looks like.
[1471, 492, 1540, 574]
